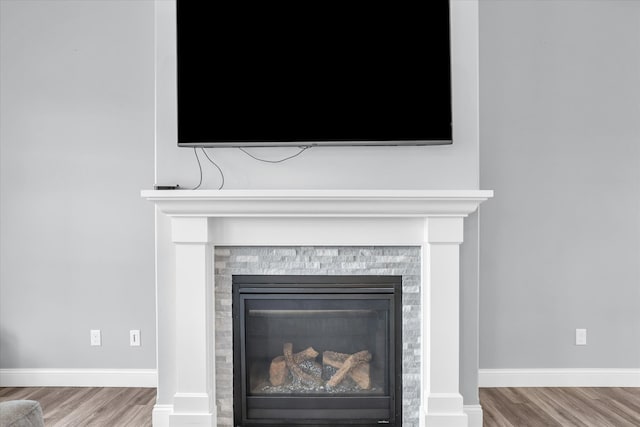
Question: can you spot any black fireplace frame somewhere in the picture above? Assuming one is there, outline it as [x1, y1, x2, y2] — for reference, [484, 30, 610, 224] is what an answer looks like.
[232, 275, 403, 427]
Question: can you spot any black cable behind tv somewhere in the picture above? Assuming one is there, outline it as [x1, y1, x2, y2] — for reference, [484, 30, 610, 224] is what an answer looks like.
[176, 1, 452, 147]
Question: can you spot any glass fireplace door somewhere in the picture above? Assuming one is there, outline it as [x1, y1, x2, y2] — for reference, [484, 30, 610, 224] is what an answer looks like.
[233, 276, 401, 427]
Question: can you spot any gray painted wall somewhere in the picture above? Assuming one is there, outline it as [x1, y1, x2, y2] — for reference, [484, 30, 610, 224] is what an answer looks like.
[460, 212, 480, 399]
[0, 0, 156, 369]
[479, 0, 640, 369]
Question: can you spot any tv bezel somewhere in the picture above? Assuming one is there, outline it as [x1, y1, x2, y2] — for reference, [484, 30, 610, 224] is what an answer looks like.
[175, 1, 453, 148]
[176, 139, 453, 148]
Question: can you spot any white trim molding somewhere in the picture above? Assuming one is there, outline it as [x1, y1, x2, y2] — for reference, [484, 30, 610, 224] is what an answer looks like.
[479, 369, 640, 388]
[141, 189, 493, 218]
[152, 404, 173, 427]
[464, 405, 483, 427]
[0, 369, 157, 388]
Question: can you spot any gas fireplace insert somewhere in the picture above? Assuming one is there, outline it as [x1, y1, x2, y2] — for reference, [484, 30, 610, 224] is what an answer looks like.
[232, 275, 402, 426]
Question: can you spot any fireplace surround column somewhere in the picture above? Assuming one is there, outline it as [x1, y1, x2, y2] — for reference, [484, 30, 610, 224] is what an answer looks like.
[170, 217, 215, 426]
[422, 217, 467, 426]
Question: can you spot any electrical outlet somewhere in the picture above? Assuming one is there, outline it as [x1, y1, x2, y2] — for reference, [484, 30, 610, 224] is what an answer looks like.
[575, 328, 587, 345]
[90, 329, 101, 346]
[130, 330, 141, 346]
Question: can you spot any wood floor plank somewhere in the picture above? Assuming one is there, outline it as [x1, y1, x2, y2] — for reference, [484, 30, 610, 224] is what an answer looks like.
[0, 387, 156, 427]
[524, 387, 589, 426]
[120, 404, 153, 427]
[99, 388, 154, 426]
[599, 387, 640, 419]
[45, 387, 105, 426]
[0, 386, 33, 400]
[548, 387, 627, 427]
[481, 387, 640, 427]
[484, 388, 564, 427]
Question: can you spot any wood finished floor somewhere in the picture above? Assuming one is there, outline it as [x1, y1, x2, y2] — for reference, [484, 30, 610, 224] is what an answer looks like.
[480, 387, 640, 427]
[1, 387, 639, 426]
[0, 387, 155, 426]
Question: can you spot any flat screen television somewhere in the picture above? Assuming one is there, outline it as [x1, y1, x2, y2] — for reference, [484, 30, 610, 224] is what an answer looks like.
[176, 1, 452, 147]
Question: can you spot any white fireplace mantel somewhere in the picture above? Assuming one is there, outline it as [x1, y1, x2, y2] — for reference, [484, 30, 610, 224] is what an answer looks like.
[142, 189, 491, 217]
[142, 189, 492, 427]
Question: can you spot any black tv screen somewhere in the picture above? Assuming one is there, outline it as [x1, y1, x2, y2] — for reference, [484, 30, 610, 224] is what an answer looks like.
[177, 1, 452, 147]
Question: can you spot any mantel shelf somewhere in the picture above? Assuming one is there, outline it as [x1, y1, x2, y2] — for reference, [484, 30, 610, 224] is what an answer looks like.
[141, 189, 493, 218]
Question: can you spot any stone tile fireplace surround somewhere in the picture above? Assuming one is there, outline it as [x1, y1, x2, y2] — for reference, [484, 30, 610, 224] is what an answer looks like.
[142, 190, 492, 427]
[221, 247, 418, 427]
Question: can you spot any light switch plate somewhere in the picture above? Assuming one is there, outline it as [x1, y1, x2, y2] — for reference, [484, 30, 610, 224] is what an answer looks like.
[90, 329, 101, 346]
[130, 330, 141, 346]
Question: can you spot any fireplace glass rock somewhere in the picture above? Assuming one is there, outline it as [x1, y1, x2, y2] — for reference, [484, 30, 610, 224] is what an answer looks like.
[233, 275, 401, 427]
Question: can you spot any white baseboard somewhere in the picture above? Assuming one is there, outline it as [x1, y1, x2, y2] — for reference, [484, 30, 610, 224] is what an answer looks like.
[152, 404, 172, 427]
[464, 404, 483, 427]
[479, 368, 640, 388]
[0, 369, 157, 388]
